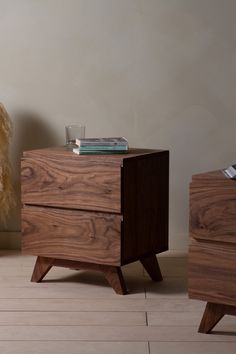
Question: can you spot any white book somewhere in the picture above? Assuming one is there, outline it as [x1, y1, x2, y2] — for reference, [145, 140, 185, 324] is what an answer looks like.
[75, 137, 128, 147]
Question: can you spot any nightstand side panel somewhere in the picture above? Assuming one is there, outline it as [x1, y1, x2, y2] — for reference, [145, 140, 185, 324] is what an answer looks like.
[121, 151, 169, 264]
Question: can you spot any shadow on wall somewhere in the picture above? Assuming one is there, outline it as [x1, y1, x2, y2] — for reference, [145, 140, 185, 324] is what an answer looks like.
[11, 110, 59, 179]
[3, 111, 60, 232]
[14, 111, 59, 154]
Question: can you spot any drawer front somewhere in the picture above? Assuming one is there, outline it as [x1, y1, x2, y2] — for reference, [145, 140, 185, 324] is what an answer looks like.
[22, 206, 121, 266]
[188, 240, 236, 306]
[190, 182, 236, 244]
[21, 157, 121, 213]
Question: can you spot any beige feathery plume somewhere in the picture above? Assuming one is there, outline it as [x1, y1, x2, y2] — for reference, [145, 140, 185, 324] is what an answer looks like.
[0, 103, 16, 224]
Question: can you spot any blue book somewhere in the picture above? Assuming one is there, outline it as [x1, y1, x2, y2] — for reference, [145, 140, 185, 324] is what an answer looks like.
[78, 145, 128, 151]
[73, 148, 128, 155]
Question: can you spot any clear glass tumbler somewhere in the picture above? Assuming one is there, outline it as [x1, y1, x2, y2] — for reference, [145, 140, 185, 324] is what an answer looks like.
[65, 124, 85, 148]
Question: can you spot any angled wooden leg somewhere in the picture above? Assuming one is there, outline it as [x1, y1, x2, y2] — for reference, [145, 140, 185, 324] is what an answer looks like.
[103, 266, 127, 295]
[198, 302, 224, 333]
[31, 257, 128, 294]
[140, 254, 163, 281]
[31, 256, 54, 282]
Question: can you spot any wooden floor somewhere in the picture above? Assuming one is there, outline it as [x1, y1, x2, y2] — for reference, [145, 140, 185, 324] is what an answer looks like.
[0, 250, 235, 353]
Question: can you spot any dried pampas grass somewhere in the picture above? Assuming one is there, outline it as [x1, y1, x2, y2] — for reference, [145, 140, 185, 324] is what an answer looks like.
[0, 103, 15, 224]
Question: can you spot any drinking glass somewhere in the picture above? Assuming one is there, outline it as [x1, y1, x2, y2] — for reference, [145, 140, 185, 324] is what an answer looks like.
[65, 124, 85, 148]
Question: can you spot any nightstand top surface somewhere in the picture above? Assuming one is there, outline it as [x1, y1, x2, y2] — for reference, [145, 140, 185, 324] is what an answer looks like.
[22, 146, 168, 163]
[192, 169, 235, 184]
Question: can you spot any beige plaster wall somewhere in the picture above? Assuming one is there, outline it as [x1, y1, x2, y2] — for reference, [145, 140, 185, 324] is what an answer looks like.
[1, 0, 236, 250]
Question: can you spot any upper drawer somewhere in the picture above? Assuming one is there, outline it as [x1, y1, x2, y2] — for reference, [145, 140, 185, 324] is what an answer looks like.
[21, 156, 121, 213]
[190, 180, 236, 244]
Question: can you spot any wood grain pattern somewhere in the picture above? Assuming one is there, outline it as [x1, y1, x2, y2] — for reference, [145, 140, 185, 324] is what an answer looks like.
[103, 266, 127, 295]
[188, 240, 236, 306]
[192, 169, 232, 182]
[21, 148, 165, 214]
[190, 173, 236, 244]
[198, 302, 236, 333]
[31, 256, 54, 282]
[22, 206, 121, 266]
[121, 151, 169, 263]
[21, 156, 121, 213]
[30, 256, 127, 295]
[189, 170, 236, 333]
[21, 147, 169, 293]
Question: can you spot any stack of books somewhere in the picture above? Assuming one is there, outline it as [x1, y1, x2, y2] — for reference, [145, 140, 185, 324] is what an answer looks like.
[73, 137, 129, 155]
[223, 164, 236, 179]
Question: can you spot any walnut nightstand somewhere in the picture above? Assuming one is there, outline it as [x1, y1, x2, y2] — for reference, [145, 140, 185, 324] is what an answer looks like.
[189, 170, 236, 333]
[21, 147, 169, 294]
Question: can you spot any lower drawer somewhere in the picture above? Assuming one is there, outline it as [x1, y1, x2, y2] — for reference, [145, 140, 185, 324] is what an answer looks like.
[188, 239, 236, 306]
[22, 205, 121, 266]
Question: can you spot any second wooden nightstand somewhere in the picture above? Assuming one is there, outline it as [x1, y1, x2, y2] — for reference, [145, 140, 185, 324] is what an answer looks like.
[189, 170, 236, 332]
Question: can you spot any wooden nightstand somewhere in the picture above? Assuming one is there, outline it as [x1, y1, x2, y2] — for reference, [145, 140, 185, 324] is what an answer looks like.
[189, 170, 236, 333]
[21, 147, 169, 294]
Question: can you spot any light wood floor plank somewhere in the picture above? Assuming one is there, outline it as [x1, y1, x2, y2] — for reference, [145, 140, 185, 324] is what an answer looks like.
[0, 311, 146, 326]
[0, 341, 149, 354]
[145, 276, 187, 298]
[0, 298, 204, 312]
[0, 251, 235, 352]
[0, 325, 235, 341]
[147, 311, 236, 326]
[150, 342, 236, 354]
[0, 286, 145, 299]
